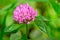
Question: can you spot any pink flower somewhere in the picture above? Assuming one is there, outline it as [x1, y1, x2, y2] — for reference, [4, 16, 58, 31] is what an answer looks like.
[13, 3, 37, 24]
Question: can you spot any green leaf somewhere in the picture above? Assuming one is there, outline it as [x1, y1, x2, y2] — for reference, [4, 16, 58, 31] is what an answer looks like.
[49, 0, 60, 16]
[10, 31, 21, 40]
[34, 16, 48, 34]
[26, 0, 48, 2]
[4, 24, 22, 33]
[36, 16, 49, 21]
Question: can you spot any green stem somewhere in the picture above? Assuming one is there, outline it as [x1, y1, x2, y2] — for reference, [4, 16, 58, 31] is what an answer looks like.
[26, 24, 28, 40]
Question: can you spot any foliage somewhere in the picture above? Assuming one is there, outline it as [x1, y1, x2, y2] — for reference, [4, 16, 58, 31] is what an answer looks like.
[0, 0, 60, 40]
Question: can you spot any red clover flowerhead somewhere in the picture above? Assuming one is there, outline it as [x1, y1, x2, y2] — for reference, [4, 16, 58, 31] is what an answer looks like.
[13, 3, 37, 24]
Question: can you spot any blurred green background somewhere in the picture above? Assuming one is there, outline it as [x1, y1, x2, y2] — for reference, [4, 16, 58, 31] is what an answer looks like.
[0, 0, 60, 40]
